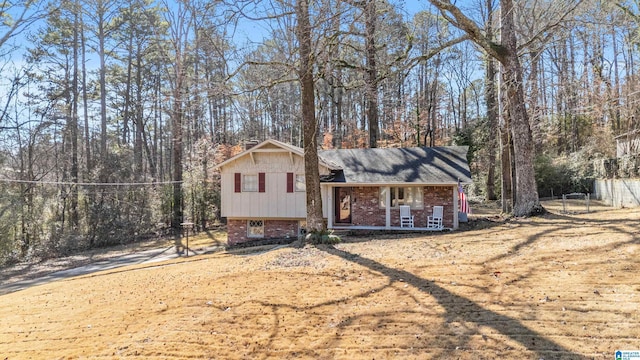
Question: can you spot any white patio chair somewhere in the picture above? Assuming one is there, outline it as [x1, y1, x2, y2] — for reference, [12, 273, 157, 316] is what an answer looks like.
[399, 205, 414, 228]
[427, 205, 444, 230]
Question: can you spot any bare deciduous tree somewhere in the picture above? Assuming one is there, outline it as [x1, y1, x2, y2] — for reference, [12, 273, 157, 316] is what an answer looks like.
[426, 0, 584, 215]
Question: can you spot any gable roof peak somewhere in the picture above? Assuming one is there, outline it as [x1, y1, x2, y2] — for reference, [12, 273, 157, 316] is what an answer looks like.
[214, 139, 341, 170]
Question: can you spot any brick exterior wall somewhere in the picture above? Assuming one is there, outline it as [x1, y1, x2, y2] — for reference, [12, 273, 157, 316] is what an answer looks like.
[227, 219, 299, 245]
[265, 220, 299, 240]
[351, 187, 386, 226]
[421, 186, 455, 228]
[227, 185, 455, 244]
[350, 185, 454, 228]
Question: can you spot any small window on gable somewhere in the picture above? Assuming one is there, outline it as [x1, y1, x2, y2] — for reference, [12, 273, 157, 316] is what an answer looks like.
[247, 220, 264, 238]
[243, 174, 258, 192]
[295, 174, 306, 191]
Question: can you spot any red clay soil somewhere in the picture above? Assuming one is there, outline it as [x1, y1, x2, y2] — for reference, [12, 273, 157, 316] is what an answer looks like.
[1, 203, 639, 359]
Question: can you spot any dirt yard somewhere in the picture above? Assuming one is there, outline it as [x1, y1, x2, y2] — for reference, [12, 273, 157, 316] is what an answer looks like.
[1, 201, 639, 359]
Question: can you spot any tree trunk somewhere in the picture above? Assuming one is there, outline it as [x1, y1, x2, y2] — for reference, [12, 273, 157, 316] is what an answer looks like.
[171, 80, 184, 230]
[296, 0, 324, 235]
[134, 46, 144, 176]
[527, 48, 542, 153]
[334, 71, 343, 148]
[500, 0, 541, 216]
[70, 4, 80, 229]
[170, 40, 184, 230]
[80, 10, 91, 173]
[365, 0, 379, 148]
[499, 109, 512, 213]
[123, 32, 134, 147]
[611, 25, 621, 133]
[154, 71, 163, 180]
[484, 0, 497, 201]
[568, 35, 578, 152]
[98, 7, 108, 159]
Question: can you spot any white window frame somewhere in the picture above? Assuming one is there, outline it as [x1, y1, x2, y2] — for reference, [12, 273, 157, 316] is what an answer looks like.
[295, 174, 306, 192]
[379, 186, 424, 209]
[242, 174, 258, 192]
[247, 220, 264, 238]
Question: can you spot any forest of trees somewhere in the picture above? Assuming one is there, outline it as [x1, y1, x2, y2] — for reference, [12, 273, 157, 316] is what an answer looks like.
[0, 0, 638, 264]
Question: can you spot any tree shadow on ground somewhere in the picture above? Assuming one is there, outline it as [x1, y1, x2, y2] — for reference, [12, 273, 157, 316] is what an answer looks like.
[336, 216, 509, 245]
[317, 244, 581, 359]
[483, 210, 640, 265]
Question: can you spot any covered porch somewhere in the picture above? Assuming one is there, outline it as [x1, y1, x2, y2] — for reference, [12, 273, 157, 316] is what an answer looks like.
[330, 224, 450, 232]
[322, 184, 460, 231]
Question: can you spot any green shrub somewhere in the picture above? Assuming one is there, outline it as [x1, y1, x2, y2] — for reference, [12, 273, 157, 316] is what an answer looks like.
[305, 229, 341, 245]
[535, 154, 593, 198]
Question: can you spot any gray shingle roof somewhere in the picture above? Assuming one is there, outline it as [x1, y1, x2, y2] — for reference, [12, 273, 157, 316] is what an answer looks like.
[318, 146, 471, 185]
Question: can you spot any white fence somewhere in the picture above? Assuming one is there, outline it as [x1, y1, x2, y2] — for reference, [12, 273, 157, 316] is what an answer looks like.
[593, 179, 640, 208]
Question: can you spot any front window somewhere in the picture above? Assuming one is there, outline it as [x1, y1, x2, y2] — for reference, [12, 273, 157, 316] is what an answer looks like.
[247, 220, 264, 238]
[243, 174, 257, 192]
[379, 187, 424, 209]
[394, 187, 405, 207]
[295, 174, 306, 191]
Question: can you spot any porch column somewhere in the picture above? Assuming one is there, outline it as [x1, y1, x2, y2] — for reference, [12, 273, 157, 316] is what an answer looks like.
[327, 186, 334, 229]
[453, 185, 459, 230]
[385, 186, 391, 229]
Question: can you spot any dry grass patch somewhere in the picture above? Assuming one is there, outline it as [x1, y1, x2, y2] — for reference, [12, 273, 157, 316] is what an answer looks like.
[0, 230, 227, 284]
[1, 205, 639, 359]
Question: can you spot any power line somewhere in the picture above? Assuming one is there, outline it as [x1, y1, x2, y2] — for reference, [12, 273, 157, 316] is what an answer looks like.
[0, 178, 183, 186]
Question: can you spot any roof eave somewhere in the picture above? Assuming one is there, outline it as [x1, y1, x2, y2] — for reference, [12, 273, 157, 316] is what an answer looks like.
[213, 139, 305, 170]
[320, 181, 465, 186]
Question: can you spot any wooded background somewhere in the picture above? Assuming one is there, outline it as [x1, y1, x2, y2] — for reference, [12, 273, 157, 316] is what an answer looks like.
[0, 0, 637, 264]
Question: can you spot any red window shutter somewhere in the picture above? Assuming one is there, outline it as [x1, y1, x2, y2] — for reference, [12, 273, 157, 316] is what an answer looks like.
[234, 173, 241, 193]
[258, 173, 265, 193]
[287, 173, 294, 193]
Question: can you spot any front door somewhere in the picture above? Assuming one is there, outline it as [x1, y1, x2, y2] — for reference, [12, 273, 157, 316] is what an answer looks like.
[335, 187, 352, 224]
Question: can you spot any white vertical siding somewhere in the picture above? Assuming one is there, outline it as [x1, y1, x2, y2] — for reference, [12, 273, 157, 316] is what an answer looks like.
[220, 172, 307, 218]
[219, 150, 330, 219]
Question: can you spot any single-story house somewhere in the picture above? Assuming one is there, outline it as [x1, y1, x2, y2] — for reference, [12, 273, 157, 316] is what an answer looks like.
[214, 139, 472, 245]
